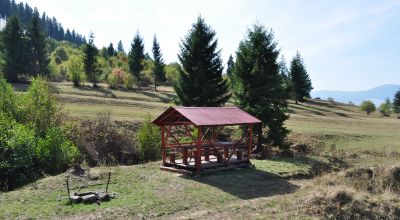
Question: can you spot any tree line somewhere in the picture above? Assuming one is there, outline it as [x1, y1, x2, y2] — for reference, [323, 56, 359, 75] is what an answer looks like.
[0, 0, 86, 45]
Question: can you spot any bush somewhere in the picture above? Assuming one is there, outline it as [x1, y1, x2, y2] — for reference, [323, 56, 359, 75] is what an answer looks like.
[108, 68, 128, 89]
[360, 100, 376, 115]
[0, 76, 16, 117]
[379, 99, 392, 117]
[124, 74, 134, 89]
[67, 56, 85, 87]
[137, 115, 161, 162]
[18, 77, 62, 136]
[0, 113, 36, 190]
[53, 46, 68, 62]
[75, 112, 139, 166]
[35, 127, 79, 174]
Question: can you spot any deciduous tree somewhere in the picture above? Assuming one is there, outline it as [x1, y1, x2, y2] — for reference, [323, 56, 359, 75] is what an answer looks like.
[360, 100, 376, 115]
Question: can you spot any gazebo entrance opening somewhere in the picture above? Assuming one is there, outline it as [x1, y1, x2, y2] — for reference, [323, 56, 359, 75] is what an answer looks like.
[153, 107, 261, 174]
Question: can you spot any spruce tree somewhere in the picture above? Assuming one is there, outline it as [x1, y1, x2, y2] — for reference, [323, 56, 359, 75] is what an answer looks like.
[27, 10, 49, 77]
[107, 42, 115, 57]
[117, 40, 124, 52]
[290, 51, 313, 103]
[83, 32, 99, 87]
[393, 89, 400, 115]
[174, 16, 230, 106]
[226, 55, 234, 78]
[128, 32, 145, 88]
[2, 15, 27, 82]
[232, 24, 288, 150]
[278, 55, 292, 96]
[152, 35, 166, 91]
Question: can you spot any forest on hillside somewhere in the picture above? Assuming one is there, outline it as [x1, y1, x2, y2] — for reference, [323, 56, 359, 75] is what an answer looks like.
[0, 0, 86, 44]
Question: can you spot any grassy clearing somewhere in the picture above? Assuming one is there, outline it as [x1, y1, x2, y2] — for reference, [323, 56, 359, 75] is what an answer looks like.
[0, 159, 315, 219]
[3, 83, 400, 219]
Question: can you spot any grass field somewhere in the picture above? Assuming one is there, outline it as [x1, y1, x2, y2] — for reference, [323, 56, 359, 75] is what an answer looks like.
[2, 83, 400, 219]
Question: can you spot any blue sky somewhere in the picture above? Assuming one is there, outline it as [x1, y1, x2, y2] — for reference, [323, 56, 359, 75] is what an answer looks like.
[22, 0, 400, 91]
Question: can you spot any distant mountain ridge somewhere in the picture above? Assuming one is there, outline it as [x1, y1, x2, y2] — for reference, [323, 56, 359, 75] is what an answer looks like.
[311, 84, 400, 105]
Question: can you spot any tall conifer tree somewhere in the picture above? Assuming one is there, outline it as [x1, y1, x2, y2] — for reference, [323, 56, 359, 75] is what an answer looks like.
[117, 40, 124, 52]
[289, 51, 313, 103]
[107, 43, 115, 57]
[393, 89, 400, 115]
[175, 16, 230, 106]
[232, 24, 288, 150]
[152, 35, 166, 91]
[83, 32, 99, 87]
[2, 15, 27, 82]
[226, 55, 234, 78]
[128, 32, 145, 88]
[28, 10, 49, 76]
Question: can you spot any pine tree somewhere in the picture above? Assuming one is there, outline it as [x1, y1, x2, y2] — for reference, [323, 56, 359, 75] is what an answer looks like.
[83, 32, 99, 87]
[117, 40, 124, 52]
[152, 35, 166, 91]
[232, 24, 288, 150]
[226, 55, 234, 78]
[290, 51, 313, 103]
[174, 16, 230, 106]
[278, 55, 292, 96]
[2, 15, 28, 82]
[27, 10, 49, 76]
[393, 89, 400, 115]
[107, 43, 115, 57]
[128, 32, 145, 88]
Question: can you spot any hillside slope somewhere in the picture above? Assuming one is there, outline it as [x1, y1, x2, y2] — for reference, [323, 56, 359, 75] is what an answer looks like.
[2, 82, 400, 219]
[311, 84, 400, 104]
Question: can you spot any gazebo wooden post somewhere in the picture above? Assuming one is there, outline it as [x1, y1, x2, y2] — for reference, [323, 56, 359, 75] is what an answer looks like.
[248, 124, 253, 163]
[161, 125, 166, 166]
[195, 126, 202, 174]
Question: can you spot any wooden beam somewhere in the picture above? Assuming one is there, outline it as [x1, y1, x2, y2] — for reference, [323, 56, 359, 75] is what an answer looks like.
[161, 126, 166, 165]
[195, 126, 202, 174]
[248, 124, 253, 162]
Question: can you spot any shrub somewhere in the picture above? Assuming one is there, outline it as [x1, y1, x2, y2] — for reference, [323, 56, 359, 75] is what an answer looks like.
[18, 77, 62, 136]
[76, 112, 139, 166]
[124, 74, 134, 89]
[379, 98, 392, 117]
[0, 76, 16, 117]
[53, 46, 68, 62]
[0, 113, 36, 190]
[35, 127, 79, 174]
[108, 68, 127, 89]
[137, 115, 161, 162]
[67, 56, 85, 87]
[360, 100, 376, 115]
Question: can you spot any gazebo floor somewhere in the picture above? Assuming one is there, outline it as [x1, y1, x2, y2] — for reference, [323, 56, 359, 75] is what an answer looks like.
[160, 155, 251, 174]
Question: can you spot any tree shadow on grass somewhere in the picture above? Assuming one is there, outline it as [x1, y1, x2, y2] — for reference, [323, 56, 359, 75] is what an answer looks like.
[76, 86, 117, 98]
[180, 167, 300, 200]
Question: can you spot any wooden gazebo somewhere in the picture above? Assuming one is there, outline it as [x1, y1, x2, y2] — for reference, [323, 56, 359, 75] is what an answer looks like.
[152, 107, 261, 174]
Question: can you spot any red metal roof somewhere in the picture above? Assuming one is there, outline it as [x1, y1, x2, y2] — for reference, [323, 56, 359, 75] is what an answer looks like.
[153, 106, 261, 126]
